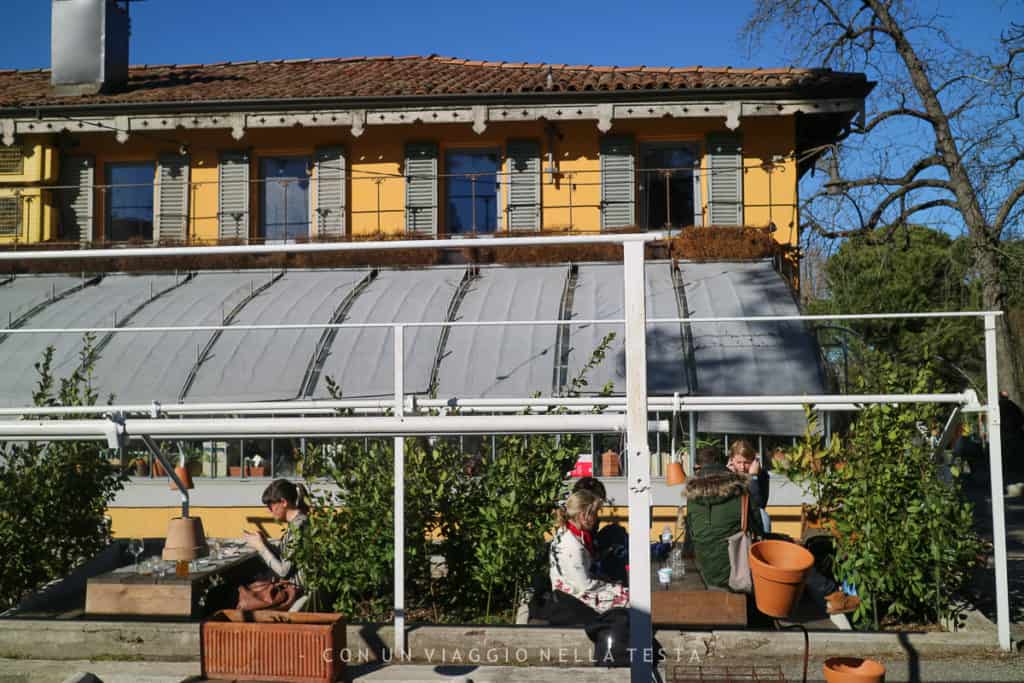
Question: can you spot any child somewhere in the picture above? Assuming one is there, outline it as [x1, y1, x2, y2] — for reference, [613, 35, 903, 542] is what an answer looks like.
[727, 439, 770, 533]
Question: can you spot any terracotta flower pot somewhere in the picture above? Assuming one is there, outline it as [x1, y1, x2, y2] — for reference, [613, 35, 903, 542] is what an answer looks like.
[749, 540, 815, 618]
[153, 460, 167, 477]
[823, 656, 886, 683]
[665, 461, 686, 486]
[601, 450, 621, 477]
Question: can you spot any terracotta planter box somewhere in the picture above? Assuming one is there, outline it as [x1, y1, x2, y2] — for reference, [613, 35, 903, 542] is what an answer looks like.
[228, 465, 266, 477]
[201, 610, 346, 683]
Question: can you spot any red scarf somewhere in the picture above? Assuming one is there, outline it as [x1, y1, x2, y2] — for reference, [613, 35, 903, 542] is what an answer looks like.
[566, 521, 595, 555]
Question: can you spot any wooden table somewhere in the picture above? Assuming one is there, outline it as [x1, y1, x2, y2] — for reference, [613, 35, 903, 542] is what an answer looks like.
[85, 540, 262, 618]
[650, 554, 747, 627]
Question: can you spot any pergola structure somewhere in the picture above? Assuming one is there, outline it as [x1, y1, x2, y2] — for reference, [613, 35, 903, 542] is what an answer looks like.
[0, 234, 1012, 682]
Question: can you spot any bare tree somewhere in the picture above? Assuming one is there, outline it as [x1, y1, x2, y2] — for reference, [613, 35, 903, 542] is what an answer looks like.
[744, 1, 1024, 401]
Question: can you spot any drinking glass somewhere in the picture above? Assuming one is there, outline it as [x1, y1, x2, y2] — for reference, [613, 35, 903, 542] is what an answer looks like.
[127, 538, 145, 574]
[209, 539, 222, 561]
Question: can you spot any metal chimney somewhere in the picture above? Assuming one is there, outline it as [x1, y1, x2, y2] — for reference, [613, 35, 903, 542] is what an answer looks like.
[51, 0, 130, 95]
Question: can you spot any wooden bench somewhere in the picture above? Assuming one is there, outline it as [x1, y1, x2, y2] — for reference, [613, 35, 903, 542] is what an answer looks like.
[650, 555, 747, 627]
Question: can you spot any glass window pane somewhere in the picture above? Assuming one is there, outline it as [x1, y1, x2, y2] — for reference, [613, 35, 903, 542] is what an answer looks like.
[260, 157, 311, 241]
[446, 151, 499, 234]
[640, 145, 696, 229]
[106, 162, 155, 241]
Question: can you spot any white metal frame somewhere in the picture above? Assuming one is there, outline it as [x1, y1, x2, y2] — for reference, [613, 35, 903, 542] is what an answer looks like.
[0, 234, 1012, 677]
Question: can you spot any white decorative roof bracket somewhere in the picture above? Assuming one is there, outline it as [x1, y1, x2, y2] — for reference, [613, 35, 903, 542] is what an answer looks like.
[230, 113, 246, 141]
[724, 102, 742, 131]
[114, 115, 130, 143]
[351, 109, 366, 138]
[596, 103, 614, 133]
[0, 119, 14, 147]
[472, 105, 488, 135]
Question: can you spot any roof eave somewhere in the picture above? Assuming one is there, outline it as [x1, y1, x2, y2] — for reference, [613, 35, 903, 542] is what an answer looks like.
[0, 82, 874, 118]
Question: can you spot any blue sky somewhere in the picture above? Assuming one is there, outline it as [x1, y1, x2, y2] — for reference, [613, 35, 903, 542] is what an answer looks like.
[1, 1, 1012, 70]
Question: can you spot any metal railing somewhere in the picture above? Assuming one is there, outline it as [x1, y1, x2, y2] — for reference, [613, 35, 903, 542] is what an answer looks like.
[0, 160, 796, 245]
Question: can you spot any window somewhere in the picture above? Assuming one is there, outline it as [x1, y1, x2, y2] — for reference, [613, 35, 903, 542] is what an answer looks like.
[106, 162, 155, 241]
[0, 147, 23, 175]
[639, 143, 699, 229]
[0, 197, 19, 236]
[446, 150, 500, 234]
[260, 156, 311, 241]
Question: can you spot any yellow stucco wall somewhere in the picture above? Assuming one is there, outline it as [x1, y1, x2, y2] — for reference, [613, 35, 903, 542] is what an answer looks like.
[10, 115, 801, 245]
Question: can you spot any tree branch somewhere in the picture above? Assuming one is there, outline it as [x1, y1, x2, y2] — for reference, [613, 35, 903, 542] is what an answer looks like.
[828, 154, 945, 189]
[861, 106, 933, 133]
[994, 181, 1024, 237]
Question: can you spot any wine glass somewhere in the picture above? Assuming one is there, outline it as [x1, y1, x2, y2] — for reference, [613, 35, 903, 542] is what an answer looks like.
[127, 538, 145, 574]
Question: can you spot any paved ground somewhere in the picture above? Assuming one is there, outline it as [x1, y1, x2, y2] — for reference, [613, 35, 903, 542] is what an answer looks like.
[1, 655, 1024, 682]
[964, 474, 1024, 643]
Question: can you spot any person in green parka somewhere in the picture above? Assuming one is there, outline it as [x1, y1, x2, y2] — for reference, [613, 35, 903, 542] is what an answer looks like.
[683, 446, 764, 590]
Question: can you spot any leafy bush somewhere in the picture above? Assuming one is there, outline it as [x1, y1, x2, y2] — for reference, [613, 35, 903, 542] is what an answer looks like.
[777, 355, 984, 628]
[0, 337, 128, 611]
[293, 335, 616, 622]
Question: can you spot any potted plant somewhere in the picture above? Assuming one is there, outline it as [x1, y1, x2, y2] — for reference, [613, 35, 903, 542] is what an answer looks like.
[131, 456, 149, 477]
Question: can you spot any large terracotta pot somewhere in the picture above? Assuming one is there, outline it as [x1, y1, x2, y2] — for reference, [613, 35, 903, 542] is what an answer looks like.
[823, 656, 886, 683]
[665, 461, 686, 486]
[749, 540, 815, 618]
[202, 611, 346, 683]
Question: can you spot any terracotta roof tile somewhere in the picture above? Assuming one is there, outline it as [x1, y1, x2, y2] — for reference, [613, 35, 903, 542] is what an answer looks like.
[0, 55, 871, 109]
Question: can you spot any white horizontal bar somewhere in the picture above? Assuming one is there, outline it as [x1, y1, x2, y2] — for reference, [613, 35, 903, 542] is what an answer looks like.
[0, 393, 976, 419]
[0, 311, 1001, 337]
[0, 414, 626, 441]
[0, 233, 664, 262]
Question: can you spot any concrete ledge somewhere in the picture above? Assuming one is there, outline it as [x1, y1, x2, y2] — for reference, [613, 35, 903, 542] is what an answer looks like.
[0, 619, 1002, 664]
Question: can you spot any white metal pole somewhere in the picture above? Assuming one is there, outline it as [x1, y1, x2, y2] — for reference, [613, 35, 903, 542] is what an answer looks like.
[688, 411, 697, 478]
[984, 313, 1011, 651]
[393, 324, 406, 658]
[623, 240, 652, 683]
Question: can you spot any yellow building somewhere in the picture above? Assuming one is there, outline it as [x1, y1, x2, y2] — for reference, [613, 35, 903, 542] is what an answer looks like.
[0, 57, 871, 250]
[0, 40, 870, 540]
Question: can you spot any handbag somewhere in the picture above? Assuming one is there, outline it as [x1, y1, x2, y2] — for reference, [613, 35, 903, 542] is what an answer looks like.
[237, 578, 302, 612]
[727, 493, 753, 593]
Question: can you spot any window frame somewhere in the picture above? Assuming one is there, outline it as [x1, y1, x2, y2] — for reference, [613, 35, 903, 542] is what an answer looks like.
[257, 155, 314, 243]
[104, 160, 157, 243]
[443, 146, 503, 235]
[637, 141, 702, 230]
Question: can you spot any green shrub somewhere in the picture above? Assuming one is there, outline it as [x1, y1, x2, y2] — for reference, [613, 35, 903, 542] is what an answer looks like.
[778, 355, 983, 628]
[0, 336, 128, 611]
[294, 334, 615, 622]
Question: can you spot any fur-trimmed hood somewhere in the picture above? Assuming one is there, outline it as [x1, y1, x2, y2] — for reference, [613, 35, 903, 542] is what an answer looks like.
[683, 470, 750, 501]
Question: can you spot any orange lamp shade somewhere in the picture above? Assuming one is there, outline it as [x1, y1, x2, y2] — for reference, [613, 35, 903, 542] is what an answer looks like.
[665, 461, 686, 486]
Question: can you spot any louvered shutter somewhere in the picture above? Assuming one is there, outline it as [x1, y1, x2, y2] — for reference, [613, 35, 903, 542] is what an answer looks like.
[506, 140, 541, 231]
[155, 154, 190, 243]
[314, 146, 346, 238]
[218, 151, 250, 241]
[707, 134, 743, 225]
[405, 142, 437, 235]
[600, 136, 635, 229]
[57, 155, 94, 244]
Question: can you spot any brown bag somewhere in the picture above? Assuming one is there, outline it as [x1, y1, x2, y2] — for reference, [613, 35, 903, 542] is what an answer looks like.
[237, 578, 301, 612]
[727, 493, 753, 594]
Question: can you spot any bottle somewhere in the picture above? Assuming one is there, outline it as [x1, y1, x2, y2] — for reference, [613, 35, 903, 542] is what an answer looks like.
[660, 526, 673, 568]
[670, 544, 686, 576]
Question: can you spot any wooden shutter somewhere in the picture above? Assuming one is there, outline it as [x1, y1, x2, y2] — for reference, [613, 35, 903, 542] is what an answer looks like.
[405, 142, 437, 235]
[57, 155, 94, 244]
[707, 134, 743, 225]
[314, 146, 346, 238]
[155, 154, 190, 243]
[218, 151, 250, 241]
[506, 140, 541, 231]
[600, 136, 635, 229]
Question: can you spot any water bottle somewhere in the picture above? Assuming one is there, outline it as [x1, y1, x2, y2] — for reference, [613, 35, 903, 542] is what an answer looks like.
[670, 544, 686, 576]
[659, 526, 673, 568]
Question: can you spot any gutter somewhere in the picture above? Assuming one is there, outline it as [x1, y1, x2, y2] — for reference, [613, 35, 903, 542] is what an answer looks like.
[0, 82, 875, 119]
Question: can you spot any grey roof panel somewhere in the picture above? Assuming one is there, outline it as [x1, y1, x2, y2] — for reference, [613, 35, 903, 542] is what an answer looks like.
[566, 262, 689, 395]
[679, 260, 825, 435]
[0, 274, 181, 408]
[91, 271, 278, 404]
[0, 275, 91, 325]
[436, 265, 568, 398]
[185, 270, 368, 402]
[314, 267, 464, 398]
